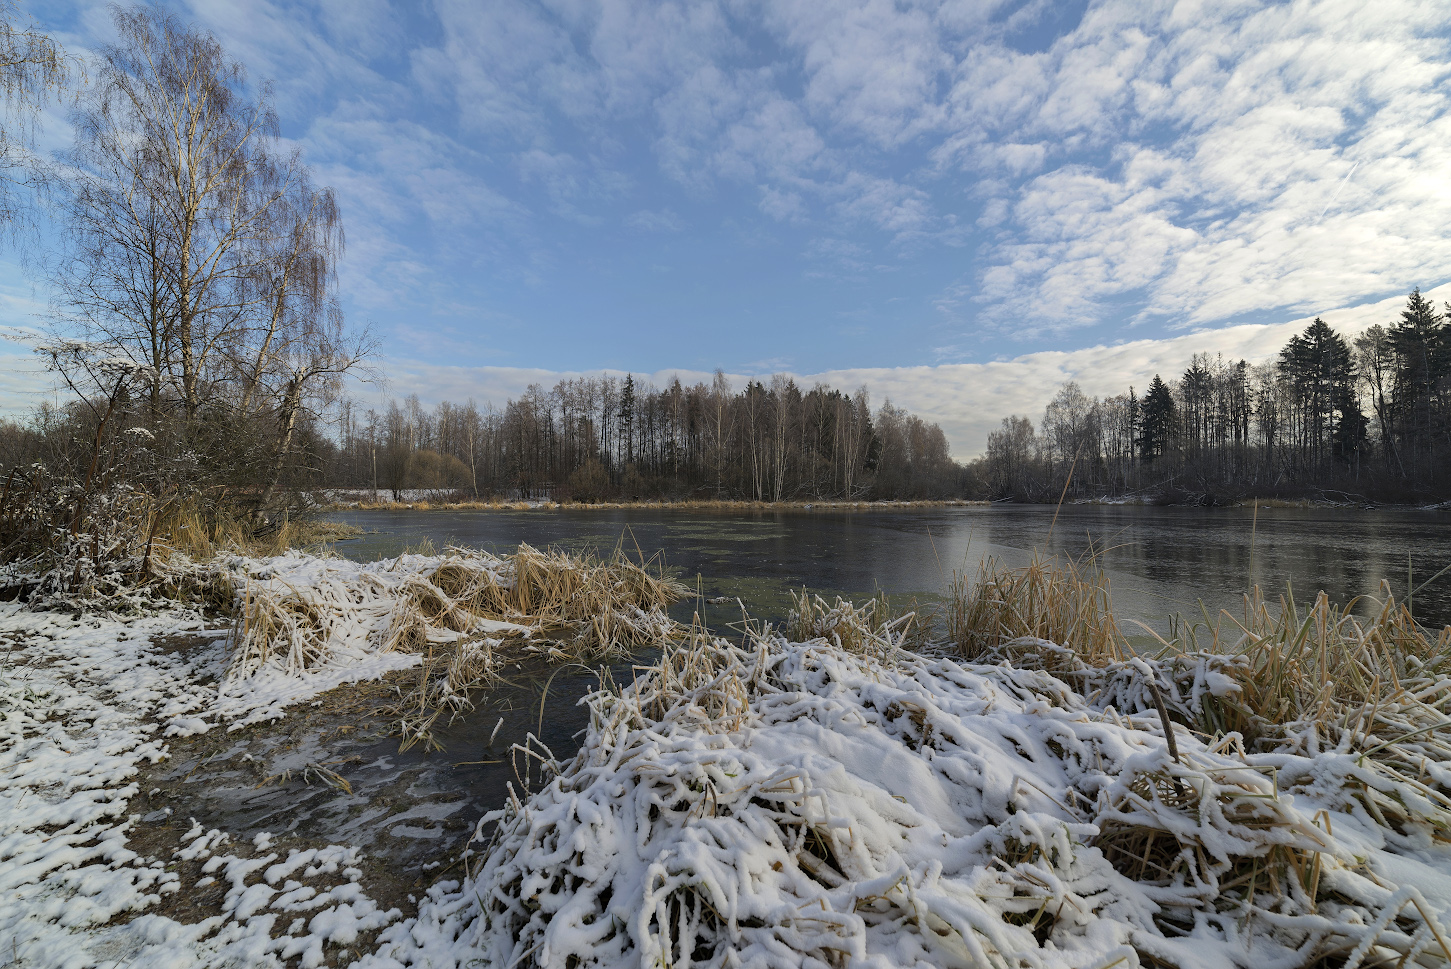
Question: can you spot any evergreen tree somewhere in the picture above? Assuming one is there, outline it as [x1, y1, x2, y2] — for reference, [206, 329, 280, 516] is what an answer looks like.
[1277, 318, 1357, 469]
[1389, 288, 1446, 471]
[1139, 375, 1176, 462]
[618, 374, 636, 465]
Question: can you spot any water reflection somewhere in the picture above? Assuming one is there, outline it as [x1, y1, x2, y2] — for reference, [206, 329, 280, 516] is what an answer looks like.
[323, 504, 1451, 633]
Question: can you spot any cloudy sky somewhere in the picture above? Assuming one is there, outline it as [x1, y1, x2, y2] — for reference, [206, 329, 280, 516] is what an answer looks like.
[4, 0, 1451, 454]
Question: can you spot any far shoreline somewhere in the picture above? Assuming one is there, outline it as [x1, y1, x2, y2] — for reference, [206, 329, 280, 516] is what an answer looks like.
[320, 496, 991, 513]
[318, 494, 1449, 513]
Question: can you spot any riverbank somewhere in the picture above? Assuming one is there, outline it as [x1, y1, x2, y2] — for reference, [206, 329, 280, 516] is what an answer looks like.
[321, 492, 988, 513]
[0, 546, 685, 969]
[5, 548, 1451, 968]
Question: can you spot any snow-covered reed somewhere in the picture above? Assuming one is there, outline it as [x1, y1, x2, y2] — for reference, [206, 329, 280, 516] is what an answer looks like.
[217, 545, 687, 744]
[786, 588, 922, 657]
[370, 629, 1451, 969]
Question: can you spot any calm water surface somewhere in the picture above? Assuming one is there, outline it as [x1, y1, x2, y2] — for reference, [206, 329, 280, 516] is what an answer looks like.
[323, 504, 1451, 633]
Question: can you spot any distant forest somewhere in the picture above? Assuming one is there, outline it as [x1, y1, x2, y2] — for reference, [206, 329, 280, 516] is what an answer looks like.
[974, 289, 1451, 503]
[327, 375, 963, 501]
[10, 286, 1451, 507]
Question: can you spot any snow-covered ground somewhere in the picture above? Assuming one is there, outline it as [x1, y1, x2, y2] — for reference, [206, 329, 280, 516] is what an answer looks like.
[362, 637, 1451, 969]
[0, 600, 402, 969]
[4, 551, 1451, 968]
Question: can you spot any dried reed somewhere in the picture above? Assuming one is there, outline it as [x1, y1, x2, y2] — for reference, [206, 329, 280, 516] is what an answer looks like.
[221, 544, 689, 749]
[948, 553, 1126, 665]
[785, 588, 920, 657]
[944, 555, 1451, 868]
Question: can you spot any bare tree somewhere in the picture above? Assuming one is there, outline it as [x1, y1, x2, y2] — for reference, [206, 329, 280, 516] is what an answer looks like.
[0, 1, 71, 240]
[1355, 324, 1399, 474]
[255, 306, 373, 512]
[49, 5, 370, 520]
[57, 6, 292, 419]
[710, 369, 730, 497]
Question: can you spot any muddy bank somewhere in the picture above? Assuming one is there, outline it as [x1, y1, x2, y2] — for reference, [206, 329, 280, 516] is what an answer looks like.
[123, 630, 618, 932]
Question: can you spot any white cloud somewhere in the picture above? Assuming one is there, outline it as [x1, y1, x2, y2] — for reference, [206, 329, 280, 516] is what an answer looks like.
[19, 0, 1451, 411]
[942, 0, 1451, 333]
[761, 0, 960, 147]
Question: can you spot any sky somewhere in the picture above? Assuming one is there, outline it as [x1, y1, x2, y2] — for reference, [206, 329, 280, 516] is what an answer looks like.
[3, 0, 1451, 455]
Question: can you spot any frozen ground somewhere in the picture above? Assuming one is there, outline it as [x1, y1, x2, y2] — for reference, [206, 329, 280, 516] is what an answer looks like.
[4, 551, 1451, 969]
[0, 600, 405, 969]
[364, 637, 1451, 969]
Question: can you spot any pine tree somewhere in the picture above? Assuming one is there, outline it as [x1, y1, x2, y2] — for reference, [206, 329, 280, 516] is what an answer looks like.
[1278, 318, 1357, 470]
[618, 374, 636, 466]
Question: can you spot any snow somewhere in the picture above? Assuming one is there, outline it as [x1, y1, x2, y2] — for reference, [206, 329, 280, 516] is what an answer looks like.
[0, 592, 401, 968]
[4, 549, 1451, 968]
[363, 637, 1451, 969]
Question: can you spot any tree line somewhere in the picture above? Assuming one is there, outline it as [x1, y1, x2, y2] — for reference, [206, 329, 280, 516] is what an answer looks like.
[327, 374, 963, 502]
[973, 289, 1451, 503]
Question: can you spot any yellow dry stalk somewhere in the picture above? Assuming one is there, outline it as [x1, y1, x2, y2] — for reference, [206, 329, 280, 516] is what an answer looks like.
[1162, 582, 1451, 758]
[787, 589, 924, 658]
[948, 554, 1126, 665]
[633, 631, 759, 729]
[425, 544, 683, 633]
[1093, 761, 1331, 910]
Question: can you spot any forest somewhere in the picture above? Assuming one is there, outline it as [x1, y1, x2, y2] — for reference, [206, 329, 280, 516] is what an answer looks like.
[326, 375, 962, 502]
[974, 289, 1451, 503]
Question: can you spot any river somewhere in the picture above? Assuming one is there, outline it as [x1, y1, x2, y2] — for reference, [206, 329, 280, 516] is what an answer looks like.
[322, 503, 1451, 634]
[194, 502, 1444, 853]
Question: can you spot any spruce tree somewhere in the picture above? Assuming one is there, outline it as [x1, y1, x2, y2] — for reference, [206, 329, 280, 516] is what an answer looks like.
[1139, 375, 1176, 462]
[618, 374, 636, 465]
[1389, 288, 1446, 469]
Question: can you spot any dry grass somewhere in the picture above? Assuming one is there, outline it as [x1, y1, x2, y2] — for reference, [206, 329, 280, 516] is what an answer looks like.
[425, 543, 687, 655]
[785, 588, 928, 656]
[1146, 583, 1451, 747]
[224, 543, 689, 751]
[1092, 753, 1330, 906]
[340, 499, 546, 511]
[327, 497, 987, 512]
[947, 553, 1127, 667]
[152, 502, 362, 562]
[464, 622, 1451, 969]
[943, 555, 1451, 857]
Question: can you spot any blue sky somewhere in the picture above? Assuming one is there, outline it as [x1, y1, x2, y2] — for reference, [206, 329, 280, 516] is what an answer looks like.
[5, 0, 1451, 453]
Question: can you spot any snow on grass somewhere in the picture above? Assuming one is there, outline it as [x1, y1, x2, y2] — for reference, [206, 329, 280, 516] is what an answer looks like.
[363, 634, 1451, 969]
[0, 545, 685, 968]
[7, 547, 1451, 968]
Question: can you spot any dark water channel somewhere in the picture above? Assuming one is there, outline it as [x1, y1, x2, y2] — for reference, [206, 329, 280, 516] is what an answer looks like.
[313, 504, 1451, 829]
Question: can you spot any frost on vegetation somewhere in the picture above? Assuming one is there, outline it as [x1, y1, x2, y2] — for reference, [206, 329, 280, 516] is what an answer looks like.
[8, 542, 1451, 969]
[215, 545, 686, 740]
[786, 587, 926, 655]
[368, 633, 1451, 969]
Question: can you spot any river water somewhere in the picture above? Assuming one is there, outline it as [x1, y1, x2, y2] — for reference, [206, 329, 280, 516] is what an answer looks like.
[323, 503, 1451, 634]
